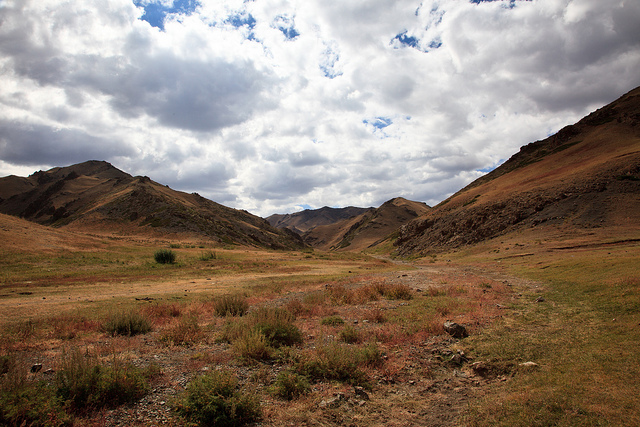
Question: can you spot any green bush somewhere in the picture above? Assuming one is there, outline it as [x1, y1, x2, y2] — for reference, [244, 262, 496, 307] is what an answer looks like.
[251, 307, 303, 348]
[320, 315, 345, 326]
[214, 294, 249, 317]
[103, 309, 152, 337]
[56, 348, 150, 413]
[222, 307, 303, 362]
[269, 370, 310, 400]
[339, 325, 360, 344]
[154, 249, 176, 264]
[174, 370, 261, 427]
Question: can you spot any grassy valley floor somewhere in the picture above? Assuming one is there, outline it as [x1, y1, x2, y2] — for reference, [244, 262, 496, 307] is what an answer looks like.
[0, 231, 638, 426]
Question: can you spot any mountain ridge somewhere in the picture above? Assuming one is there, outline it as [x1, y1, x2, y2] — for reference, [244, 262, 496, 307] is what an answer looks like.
[0, 160, 304, 249]
[394, 86, 640, 255]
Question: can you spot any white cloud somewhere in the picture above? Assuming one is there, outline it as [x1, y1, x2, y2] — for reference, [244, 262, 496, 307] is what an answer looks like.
[1, 0, 639, 217]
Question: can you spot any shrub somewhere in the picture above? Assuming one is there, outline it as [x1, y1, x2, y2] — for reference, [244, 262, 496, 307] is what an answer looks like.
[214, 294, 249, 317]
[159, 315, 203, 346]
[320, 315, 344, 326]
[56, 348, 150, 414]
[365, 308, 387, 323]
[297, 343, 383, 387]
[174, 370, 261, 427]
[223, 307, 303, 361]
[0, 355, 70, 426]
[339, 325, 360, 344]
[103, 309, 152, 337]
[233, 329, 272, 361]
[251, 307, 303, 348]
[154, 249, 176, 264]
[269, 370, 310, 400]
[199, 251, 217, 261]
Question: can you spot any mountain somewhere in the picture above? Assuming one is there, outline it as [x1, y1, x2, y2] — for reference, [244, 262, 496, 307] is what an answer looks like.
[0, 161, 304, 249]
[303, 197, 431, 251]
[267, 206, 374, 234]
[394, 86, 640, 256]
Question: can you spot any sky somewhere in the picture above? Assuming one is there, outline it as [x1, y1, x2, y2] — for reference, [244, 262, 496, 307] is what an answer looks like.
[1, 0, 640, 217]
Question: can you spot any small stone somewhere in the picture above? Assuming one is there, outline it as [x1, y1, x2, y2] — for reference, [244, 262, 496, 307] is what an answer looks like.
[518, 361, 539, 369]
[536, 296, 545, 303]
[443, 321, 468, 338]
[30, 363, 43, 373]
[354, 386, 369, 400]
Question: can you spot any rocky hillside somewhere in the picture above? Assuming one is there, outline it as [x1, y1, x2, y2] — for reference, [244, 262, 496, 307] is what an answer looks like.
[0, 161, 304, 249]
[304, 197, 431, 251]
[267, 206, 374, 234]
[395, 86, 640, 255]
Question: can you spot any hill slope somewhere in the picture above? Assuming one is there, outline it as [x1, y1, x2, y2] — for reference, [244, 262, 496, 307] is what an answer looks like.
[266, 206, 374, 234]
[0, 161, 304, 249]
[304, 197, 431, 251]
[395, 86, 640, 255]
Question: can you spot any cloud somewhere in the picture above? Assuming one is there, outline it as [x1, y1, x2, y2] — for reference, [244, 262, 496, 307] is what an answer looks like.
[0, 0, 639, 217]
[0, 120, 134, 166]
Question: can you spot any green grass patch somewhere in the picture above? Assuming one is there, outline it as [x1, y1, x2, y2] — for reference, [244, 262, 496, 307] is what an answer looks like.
[463, 246, 640, 426]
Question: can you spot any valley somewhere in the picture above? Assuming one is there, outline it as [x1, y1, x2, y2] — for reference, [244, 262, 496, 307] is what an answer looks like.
[0, 87, 639, 426]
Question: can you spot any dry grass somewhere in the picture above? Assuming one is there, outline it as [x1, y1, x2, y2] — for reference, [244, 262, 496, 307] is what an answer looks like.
[3, 228, 637, 426]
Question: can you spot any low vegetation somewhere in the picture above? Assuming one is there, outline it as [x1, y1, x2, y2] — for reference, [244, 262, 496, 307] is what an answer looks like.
[154, 249, 176, 264]
[174, 370, 261, 427]
[0, 348, 155, 426]
[1, 236, 638, 426]
[102, 309, 152, 337]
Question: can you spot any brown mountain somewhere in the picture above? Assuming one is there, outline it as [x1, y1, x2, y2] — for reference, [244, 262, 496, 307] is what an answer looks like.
[395, 86, 640, 256]
[304, 197, 431, 251]
[267, 206, 374, 234]
[0, 160, 304, 249]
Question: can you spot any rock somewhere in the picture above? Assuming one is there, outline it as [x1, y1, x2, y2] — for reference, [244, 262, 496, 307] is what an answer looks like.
[443, 321, 468, 338]
[30, 363, 42, 373]
[320, 393, 347, 408]
[470, 361, 489, 376]
[518, 361, 539, 369]
[536, 296, 545, 303]
[450, 353, 467, 366]
[354, 386, 369, 400]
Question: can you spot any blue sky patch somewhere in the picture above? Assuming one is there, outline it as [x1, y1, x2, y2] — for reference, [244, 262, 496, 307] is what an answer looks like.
[134, 0, 200, 30]
[319, 43, 342, 79]
[227, 12, 256, 29]
[364, 117, 393, 130]
[273, 15, 300, 40]
[393, 31, 420, 49]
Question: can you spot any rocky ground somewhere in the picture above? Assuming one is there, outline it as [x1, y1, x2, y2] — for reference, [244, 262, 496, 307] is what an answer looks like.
[77, 262, 542, 427]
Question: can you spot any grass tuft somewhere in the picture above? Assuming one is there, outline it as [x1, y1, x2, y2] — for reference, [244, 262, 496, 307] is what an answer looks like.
[102, 309, 152, 337]
[159, 315, 204, 346]
[214, 294, 249, 317]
